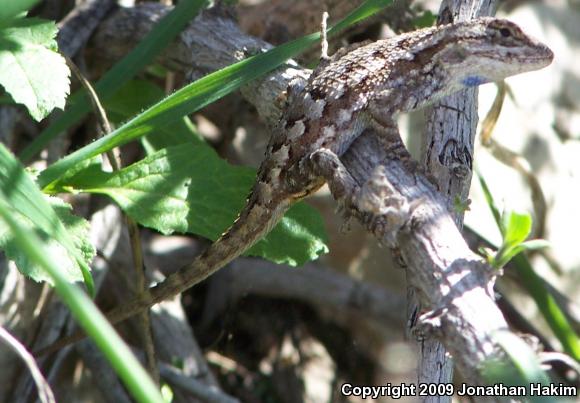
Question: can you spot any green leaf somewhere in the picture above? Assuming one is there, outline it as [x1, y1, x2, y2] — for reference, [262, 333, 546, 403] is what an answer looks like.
[103, 79, 202, 152]
[19, 0, 210, 161]
[412, 10, 437, 29]
[492, 210, 535, 269]
[517, 239, 550, 251]
[452, 195, 470, 214]
[247, 202, 329, 266]
[495, 240, 551, 268]
[327, 0, 394, 36]
[0, 197, 164, 403]
[58, 144, 328, 266]
[477, 170, 501, 226]
[475, 169, 580, 360]
[36, 0, 394, 188]
[0, 18, 70, 121]
[160, 384, 173, 403]
[513, 254, 580, 360]
[501, 210, 532, 248]
[0, 196, 94, 285]
[0, 144, 94, 293]
[0, 0, 39, 22]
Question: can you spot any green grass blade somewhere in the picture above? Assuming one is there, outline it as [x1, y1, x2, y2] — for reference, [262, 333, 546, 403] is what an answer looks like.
[0, 198, 164, 403]
[494, 330, 551, 385]
[477, 170, 502, 227]
[476, 170, 580, 360]
[19, 0, 209, 162]
[485, 330, 553, 403]
[104, 79, 202, 150]
[0, 144, 94, 294]
[328, 0, 393, 35]
[512, 254, 580, 360]
[37, 0, 393, 189]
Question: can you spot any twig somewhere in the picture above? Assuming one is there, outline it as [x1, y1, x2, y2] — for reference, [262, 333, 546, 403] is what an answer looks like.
[538, 352, 580, 377]
[57, 0, 116, 57]
[63, 56, 116, 167]
[479, 81, 507, 145]
[159, 364, 240, 403]
[64, 56, 159, 383]
[76, 339, 132, 402]
[201, 258, 406, 330]
[320, 11, 330, 60]
[0, 326, 55, 403]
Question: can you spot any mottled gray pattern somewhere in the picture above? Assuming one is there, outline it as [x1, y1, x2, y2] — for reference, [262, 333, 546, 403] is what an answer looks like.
[42, 18, 555, 338]
[123, 17, 554, 323]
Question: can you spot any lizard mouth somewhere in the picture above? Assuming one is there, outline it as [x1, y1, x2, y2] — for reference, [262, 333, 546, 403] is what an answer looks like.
[512, 48, 553, 68]
[527, 44, 554, 64]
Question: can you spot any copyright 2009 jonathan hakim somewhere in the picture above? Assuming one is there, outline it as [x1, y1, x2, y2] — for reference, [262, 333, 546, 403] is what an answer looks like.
[340, 382, 577, 399]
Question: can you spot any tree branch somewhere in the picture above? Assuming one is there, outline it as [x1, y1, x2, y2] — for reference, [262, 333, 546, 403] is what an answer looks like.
[309, 133, 509, 389]
[414, 0, 499, 395]
[89, 1, 518, 392]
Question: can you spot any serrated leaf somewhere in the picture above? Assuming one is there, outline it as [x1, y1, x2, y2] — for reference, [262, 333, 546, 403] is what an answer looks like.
[0, 18, 70, 120]
[0, 144, 94, 292]
[501, 210, 532, 248]
[0, 197, 94, 284]
[20, 0, 210, 161]
[0, 197, 164, 402]
[60, 143, 328, 266]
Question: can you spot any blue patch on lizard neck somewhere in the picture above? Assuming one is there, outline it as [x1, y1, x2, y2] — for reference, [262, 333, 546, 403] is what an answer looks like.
[462, 75, 488, 87]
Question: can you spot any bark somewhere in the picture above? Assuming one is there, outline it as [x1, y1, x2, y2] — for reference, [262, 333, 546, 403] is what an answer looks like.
[413, 0, 500, 398]
[86, 1, 518, 394]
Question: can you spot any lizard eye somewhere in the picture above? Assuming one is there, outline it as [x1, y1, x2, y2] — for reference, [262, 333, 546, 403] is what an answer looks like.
[499, 27, 512, 38]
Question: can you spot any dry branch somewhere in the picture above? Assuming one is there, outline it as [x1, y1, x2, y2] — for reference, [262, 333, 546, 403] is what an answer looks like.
[60, 0, 520, 395]
[416, 0, 499, 394]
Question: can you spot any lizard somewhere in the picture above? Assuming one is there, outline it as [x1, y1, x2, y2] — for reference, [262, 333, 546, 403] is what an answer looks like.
[37, 17, 553, 355]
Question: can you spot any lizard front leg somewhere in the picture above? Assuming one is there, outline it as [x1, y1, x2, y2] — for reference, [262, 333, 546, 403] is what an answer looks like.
[309, 147, 412, 248]
[367, 106, 438, 186]
[366, 105, 411, 161]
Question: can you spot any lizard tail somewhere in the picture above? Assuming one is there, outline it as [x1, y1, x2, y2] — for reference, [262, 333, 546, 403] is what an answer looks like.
[106, 193, 293, 325]
[35, 193, 293, 356]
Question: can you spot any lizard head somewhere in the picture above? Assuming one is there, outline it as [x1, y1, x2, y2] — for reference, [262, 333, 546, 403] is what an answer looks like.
[436, 18, 553, 88]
